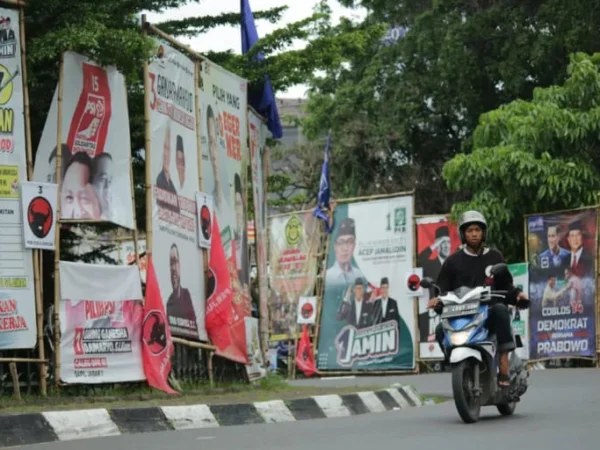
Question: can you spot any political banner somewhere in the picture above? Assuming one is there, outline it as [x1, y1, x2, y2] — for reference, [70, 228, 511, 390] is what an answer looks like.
[316, 196, 416, 371]
[415, 215, 461, 359]
[526, 209, 597, 359]
[244, 316, 266, 381]
[147, 42, 207, 341]
[200, 58, 251, 358]
[20, 181, 57, 250]
[0, 6, 36, 350]
[268, 211, 321, 341]
[195, 192, 213, 249]
[248, 108, 268, 333]
[32, 51, 135, 229]
[116, 239, 147, 283]
[507, 262, 530, 360]
[58, 261, 145, 383]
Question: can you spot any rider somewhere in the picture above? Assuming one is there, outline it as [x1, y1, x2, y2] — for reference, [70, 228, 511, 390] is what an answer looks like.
[427, 210, 528, 387]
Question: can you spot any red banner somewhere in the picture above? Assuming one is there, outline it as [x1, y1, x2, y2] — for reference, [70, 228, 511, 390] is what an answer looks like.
[295, 325, 316, 377]
[206, 216, 248, 364]
[141, 256, 178, 394]
[66, 62, 112, 157]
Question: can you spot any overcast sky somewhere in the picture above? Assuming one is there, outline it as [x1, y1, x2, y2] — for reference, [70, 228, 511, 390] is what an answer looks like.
[143, 0, 366, 98]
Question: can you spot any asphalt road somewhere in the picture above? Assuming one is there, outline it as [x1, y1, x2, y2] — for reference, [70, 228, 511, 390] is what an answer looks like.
[18, 369, 600, 450]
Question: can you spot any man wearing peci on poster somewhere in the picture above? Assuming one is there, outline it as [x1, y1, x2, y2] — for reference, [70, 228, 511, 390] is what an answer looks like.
[165, 242, 196, 336]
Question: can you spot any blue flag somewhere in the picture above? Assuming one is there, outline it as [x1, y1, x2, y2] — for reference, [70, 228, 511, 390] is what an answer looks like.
[313, 131, 332, 233]
[240, 0, 283, 139]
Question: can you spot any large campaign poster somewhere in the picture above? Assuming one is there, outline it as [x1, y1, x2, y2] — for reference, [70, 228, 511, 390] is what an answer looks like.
[0, 7, 37, 350]
[200, 58, 251, 357]
[147, 42, 207, 341]
[415, 215, 461, 359]
[526, 209, 597, 360]
[316, 196, 416, 371]
[507, 262, 530, 360]
[268, 211, 321, 341]
[32, 51, 134, 230]
[59, 261, 145, 383]
[248, 109, 268, 330]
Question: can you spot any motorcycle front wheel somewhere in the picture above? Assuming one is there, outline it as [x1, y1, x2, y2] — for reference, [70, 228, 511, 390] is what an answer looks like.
[452, 359, 481, 424]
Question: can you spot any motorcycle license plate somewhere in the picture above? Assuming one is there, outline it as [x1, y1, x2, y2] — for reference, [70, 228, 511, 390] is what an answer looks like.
[441, 302, 480, 318]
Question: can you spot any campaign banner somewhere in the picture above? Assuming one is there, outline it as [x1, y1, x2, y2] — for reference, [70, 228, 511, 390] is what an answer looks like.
[316, 196, 416, 371]
[200, 58, 251, 357]
[195, 192, 213, 249]
[507, 263, 530, 360]
[32, 51, 135, 229]
[268, 211, 321, 341]
[58, 261, 145, 383]
[147, 42, 207, 341]
[415, 215, 461, 359]
[20, 182, 57, 250]
[526, 209, 597, 359]
[248, 109, 269, 334]
[244, 316, 266, 381]
[115, 239, 147, 283]
[0, 7, 36, 350]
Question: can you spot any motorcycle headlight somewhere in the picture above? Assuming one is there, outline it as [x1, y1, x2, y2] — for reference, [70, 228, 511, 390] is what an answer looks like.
[450, 330, 471, 346]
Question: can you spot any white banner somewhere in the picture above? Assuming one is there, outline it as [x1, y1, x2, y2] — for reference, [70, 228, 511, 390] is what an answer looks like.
[0, 6, 36, 350]
[508, 262, 530, 360]
[20, 181, 57, 250]
[32, 51, 135, 229]
[248, 109, 268, 327]
[244, 317, 266, 381]
[297, 296, 317, 324]
[199, 59, 250, 291]
[111, 239, 147, 283]
[195, 192, 213, 249]
[148, 42, 207, 341]
[59, 261, 144, 383]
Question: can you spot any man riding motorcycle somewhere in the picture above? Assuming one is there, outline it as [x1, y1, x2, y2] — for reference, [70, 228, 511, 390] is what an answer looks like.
[427, 210, 528, 387]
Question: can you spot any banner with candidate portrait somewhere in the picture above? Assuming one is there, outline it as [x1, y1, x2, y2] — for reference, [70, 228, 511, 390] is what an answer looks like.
[200, 58, 252, 358]
[249, 108, 268, 327]
[0, 6, 37, 350]
[316, 196, 416, 371]
[32, 51, 135, 230]
[415, 215, 461, 359]
[58, 261, 145, 384]
[526, 209, 597, 360]
[147, 42, 207, 341]
[268, 211, 321, 341]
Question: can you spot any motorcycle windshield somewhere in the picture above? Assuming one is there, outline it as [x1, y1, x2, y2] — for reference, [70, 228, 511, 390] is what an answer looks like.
[453, 286, 474, 299]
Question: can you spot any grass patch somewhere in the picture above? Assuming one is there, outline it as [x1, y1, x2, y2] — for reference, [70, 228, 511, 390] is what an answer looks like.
[0, 374, 386, 416]
[420, 394, 450, 404]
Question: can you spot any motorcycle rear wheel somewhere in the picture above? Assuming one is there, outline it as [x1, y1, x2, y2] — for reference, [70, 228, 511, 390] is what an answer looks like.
[496, 402, 516, 416]
[452, 359, 481, 424]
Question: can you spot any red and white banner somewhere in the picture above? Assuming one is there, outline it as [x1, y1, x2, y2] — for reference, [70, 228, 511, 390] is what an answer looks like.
[142, 256, 177, 394]
[295, 325, 316, 377]
[147, 42, 207, 341]
[58, 261, 145, 384]
[32, 51, 135, 229]
[206, 216, 247, 363]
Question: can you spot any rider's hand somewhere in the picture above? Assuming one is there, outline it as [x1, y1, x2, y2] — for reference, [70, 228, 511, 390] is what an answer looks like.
[516, 291, 530, 309]
[428, 297, 440, 309]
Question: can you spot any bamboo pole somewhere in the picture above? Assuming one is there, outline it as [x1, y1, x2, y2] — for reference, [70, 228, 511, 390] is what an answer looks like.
[0, 0, 26, 7]
[142, 19, 205, 63]
[0, 357, 48, 363]
[267, 208, 312, 220]
[311, 213, 332, 356]
[142, 16, 153, 257]
[411, 193, 420, 372]
[522, 204, 600, 218]
[19, 7, 47, 397]
[172, 337, 215, 351]
[53, 54, 65, 389]
[334, 190, 415, 205]
[194, 60, 215, 384]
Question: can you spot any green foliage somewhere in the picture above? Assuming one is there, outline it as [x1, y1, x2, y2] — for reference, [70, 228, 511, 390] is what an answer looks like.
[443, 53, 600, 262]
[299, 0, 600, 214]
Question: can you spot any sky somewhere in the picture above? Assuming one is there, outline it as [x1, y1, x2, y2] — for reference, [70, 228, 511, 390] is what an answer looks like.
[143, 0, 366, 99]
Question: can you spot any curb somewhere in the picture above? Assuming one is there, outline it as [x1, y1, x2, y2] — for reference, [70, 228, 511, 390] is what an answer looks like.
[0, 385, 423, 447]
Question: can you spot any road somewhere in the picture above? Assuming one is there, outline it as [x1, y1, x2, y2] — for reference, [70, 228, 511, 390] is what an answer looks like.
[18, 369, 600, 450]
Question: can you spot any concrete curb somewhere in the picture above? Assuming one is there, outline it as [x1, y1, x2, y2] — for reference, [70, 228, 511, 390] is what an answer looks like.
[0, 385, 423, 447]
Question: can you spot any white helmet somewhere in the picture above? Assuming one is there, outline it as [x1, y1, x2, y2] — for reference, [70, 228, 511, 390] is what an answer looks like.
[458, 210, 487, 244]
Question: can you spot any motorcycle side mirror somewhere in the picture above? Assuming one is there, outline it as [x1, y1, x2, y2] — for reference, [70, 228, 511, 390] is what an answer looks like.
[489, 263, 509, 277]
[420, 277, 435, 289]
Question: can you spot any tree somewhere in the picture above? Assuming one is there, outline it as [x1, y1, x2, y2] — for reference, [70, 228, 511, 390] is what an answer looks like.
[442, 52, 600, 262]
[299, 0, 600, 213]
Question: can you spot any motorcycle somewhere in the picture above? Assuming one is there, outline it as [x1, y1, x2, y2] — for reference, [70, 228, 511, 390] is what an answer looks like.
[420, 263, 530, 424]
